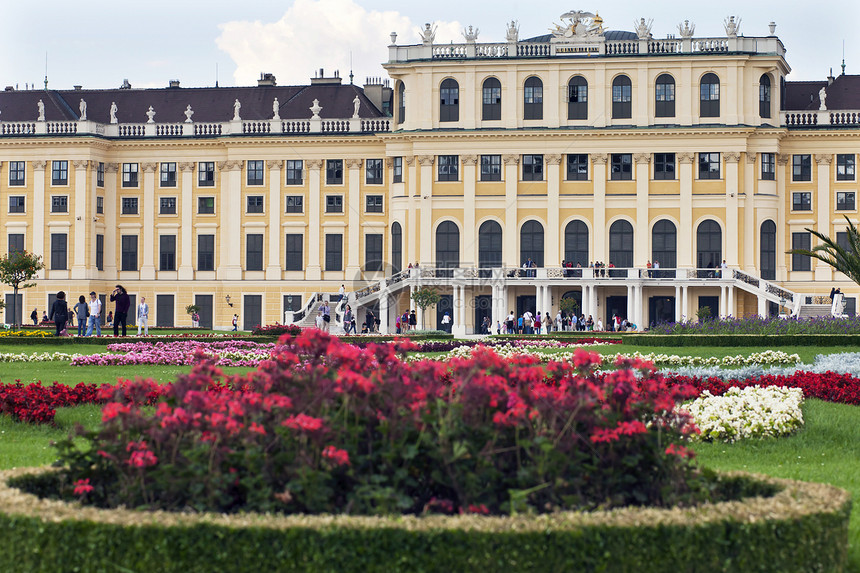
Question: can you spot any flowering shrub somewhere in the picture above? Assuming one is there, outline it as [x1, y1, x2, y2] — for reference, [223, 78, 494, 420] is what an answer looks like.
[71, 341, 276, 367]
[650, 315, 860, 335]
[625, 350, 801, 368]
[682, 386, 804, 442]
[0, 329, 51, 338]
[0, 382, 104, 424]
[51, 331, 704, 516]
[251, 324, 303, 336]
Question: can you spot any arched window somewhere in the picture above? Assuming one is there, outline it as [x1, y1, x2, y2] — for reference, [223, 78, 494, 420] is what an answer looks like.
[436, 221, 460, 276]
[397, 82, 405, 124]
[651, 219, 677, 268]
[520, 220, 544, 266]
[482, 77, 501, 121]
[478, 221, 503, 268]
[524, 76, 543, 120]
[567, 76, 588, 120]
[700, 73, 720, 118]
[609, 220, 634, 267]
[391, 222, 402, 274]
[760, 220, 776, 280]
[564, 220, 589, 266]
[696, 220, 722, 269]
[655, 74, 675, 118]
[612, 75, 632, 119]
[440, 78, 459, 122]
[759, 74, 772, 119]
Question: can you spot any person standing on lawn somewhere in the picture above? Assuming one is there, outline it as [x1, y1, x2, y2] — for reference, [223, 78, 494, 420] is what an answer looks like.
[109, 285, 130, 336]
[73, 295, 89, 337]
[86, 291, 102, 336]
[48, 291, 68, 337]
[30, 308, 38, 326]
[232, 314, 239, 331]
[137, 297, 149, 336]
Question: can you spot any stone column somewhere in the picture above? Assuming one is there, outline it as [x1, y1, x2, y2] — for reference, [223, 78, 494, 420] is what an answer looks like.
[379, 290, 390, 334]
[634, 153, 650, 266]
[814, 154, 833, 280]
[454, 285, 467, 336]
[675, 285, 682, 322]
[503, 154, 519, 266]
[217, 160, 243, 280]
[727, 285, 734, 317]
[104, 163, 118, 277]
[406, 157, 417, 266]
[776, 155, 789, 280]
[719, 284, 727, 317]
[546, 154, 562, 266]
[71, 160, 89, 279]
[178, 162, 195, 280]
[592, 154, 608, 263]
[582, 285, 590, 323]
[32, 160, 47, 270]
[681, 285, 689, 321]
[743, 153, 757, 273]
[140, 162, 158, 280]
[346, 158, 363, 277]
[758, 295, 768, 317]
[306, 160, 323, 280]
[678, 152, 695, 267]
[418, 155, 435, 266]
[462, 155, 477, 265]
[266, 160, 283, 279]
[452, 285, 461, 334]
[724, 152, 741, 267]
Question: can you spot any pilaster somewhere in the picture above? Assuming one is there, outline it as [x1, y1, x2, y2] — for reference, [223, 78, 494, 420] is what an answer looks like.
[814, 154, 833, 280]
[724, 152, 741, 267]
[503, 154, 519, 266]
[591, 154, 608, 263]
[217, 160, 243, 280]
[743, 153, 756, 272]
[546, 154, 562, 266]
[32, 160, 47, 274]
[678, 152, 694, 267]
[178, 162, 195, 279]
[104, 163, 118, 277]
[633, 153, 650, 266]
[418, 155, 435, 265]
[776, 154, 789, 280]
[71, 160, 89, 279]
[462, 154, 477, 265]
[406, 157, 417, 266]
[346, 158, 363, 278]
[266, 160, 283, 279]
[306, 159, 323, 280]
[140, 162, 157, 280]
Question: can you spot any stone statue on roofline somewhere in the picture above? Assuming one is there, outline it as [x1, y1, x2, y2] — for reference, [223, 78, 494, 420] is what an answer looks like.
[678, 20, 695, 39]
[634, 18, 653, 40]
[37, 99, 45, 121]
[819, 87, 827, 111]
[79, 99, 87, 121]
[724, 16, 741, 38]
[419, 23, 436, 46]
[232, 99, 241, 121]
[146, 106, 156, 123]
[109, 102, 118, 124]
[505, 20, 519, 43]
[184, 105, 194, 123]
[462, 25, 479, 43]
[352, 95, 361, 119]
[273, 98, 280, 120]
[310, 99, 322, 119]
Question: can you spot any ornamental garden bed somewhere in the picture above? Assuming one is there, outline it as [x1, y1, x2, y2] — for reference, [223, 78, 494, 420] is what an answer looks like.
[626, 333, 860, 347]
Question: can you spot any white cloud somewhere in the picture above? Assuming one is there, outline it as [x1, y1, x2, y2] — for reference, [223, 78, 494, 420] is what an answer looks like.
[216, 0, 461, 86]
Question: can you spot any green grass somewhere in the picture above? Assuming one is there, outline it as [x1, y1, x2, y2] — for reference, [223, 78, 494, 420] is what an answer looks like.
[0, 363, 257, 386]
[0, 404, 102, 469]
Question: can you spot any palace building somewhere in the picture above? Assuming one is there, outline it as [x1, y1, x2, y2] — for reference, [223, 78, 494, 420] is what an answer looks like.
[1, 12, 859, 332]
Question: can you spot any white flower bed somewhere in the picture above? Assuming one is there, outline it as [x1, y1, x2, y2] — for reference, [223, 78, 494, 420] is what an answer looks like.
[0, 352, 83, 363]
[682, 386, 804, 442]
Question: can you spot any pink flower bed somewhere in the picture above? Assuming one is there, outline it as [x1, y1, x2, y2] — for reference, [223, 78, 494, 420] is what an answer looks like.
[71, 341, 276, 368]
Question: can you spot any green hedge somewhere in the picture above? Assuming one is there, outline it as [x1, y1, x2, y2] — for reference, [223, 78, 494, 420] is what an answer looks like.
[0, 468, 850, 573]
[626, 333, 860, 347]
[491, 333, 624, 342]
[0, 333, 453, 346]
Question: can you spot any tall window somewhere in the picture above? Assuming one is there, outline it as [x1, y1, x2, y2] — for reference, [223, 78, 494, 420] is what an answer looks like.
[760, 220, 776, 280]
[160, 162, 177, 187]
[651, 219, 677, 268]
[247, 160, 264, 186]
[655, 74, 676, 118]
[160, 197, 177, 215]
[366, 159, 383, 184]
[97, 162, 104, 187]
[837, 154, 855, 181]
[654, 153, 675, 180]
[761, 153, 775, 180]
[609, 220, 634, 267]
[285, 195, 303, 213]
[121, 163, 138, 187]
[480, 155, 501, 181]
[698, 153, 721, 179]
[393, 157, 403, 183]
[285, 234, 303, 271]
[438, 155, 459, 181]
[96, 234, 104, 271]
[9, 161, 25, 186]
[612, 75, 632, 119]
[391, 222, 402, 273]
[837, 191, 856, 211]
[8, 234, 24, 255]
[397, 81, 405, 124]
[791, 232, 811, 271]
[759, 74, 772, 118]
[520, 220, 544, 267]
[365, 195, 383, 213]
[567, 154, 589, 180]
[8, 196, 25, 213]
[478, 221, 502, 268]
[197, 235, 215, 271]
[365, 234, 383, 272]
[567, 76, 588, 120]
[524, 76, 543, 120]
[436, 221, 460, 269]
[326, 160, 343, 185]
[564, 220, 589, 266]
[246, 195, 264, 213]
[50, 233, 67, 270]
[696, 220, 722, 269]
[286, 160, 303, 185]
[482, 77, 502, 121]
[51, 196, 68, 213]
[700, 73, 720, 118]
[611, 154, 632, 181]
[52, 160, 69, 185]
[121, 235, 138, 271]
[198, 162, 214, 186]
[792, 192, 812, 211]
[440, 78, 459, 122]
[325, 234, 343, 271]
[522, 155, 543, 181]
[792, 154, 811, 181]
[246, 234, 263, 271]
[96, 196, 104, 214]
[159, 235, 176, 271]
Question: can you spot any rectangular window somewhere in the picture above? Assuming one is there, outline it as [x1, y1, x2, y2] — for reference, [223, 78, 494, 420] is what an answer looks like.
[837, 154, 856, 181]
[96, 196, 104, 214]
[393, 156, 403, 183]
[121, 162, 138, 187]
[97, 162, 104, 187]
[246, 234, 264, 271]
[791, 232, 811, 271]
[197, 234, 215, 271]
[198, 162, 215, 186]
[285, 234, 303, 271]
[8, 234, 24, 255]
[160, 197, 177, 215]
[325, 234, 343, 271]
[480, 155, 501, 182]
[566, 154, 589, 181]
[159, 235, 176, 271]
[522, 154, 544, 181]
[365, 195, 384, 213]
[285, 195, 304, 213]
[365, 233, 383, 272]
[51, 196, 68, 213]
[792, 154, 812, 182]
[655, 82, 676, 117]
[837, 232, 854, 254]
[160, 162, 177, 187]
[568, 82, 588, 119]
[698, 153, 721, 180]
[438, 155, 459, 182]
[286, 160, 303, 185]
[95, 234, 104, 271]
[654, 153, 676, 180]
[50, 233, 67, 270]
[8, 196, 25, 213]
[247, 160, 264, 186]
[9, 161, 25, 186]
[761, 153, 775, 180]
[121, 197, 139, 215]
[610, 154, 632, 181]
[121, 235, 138, 271]
[246, 195, 264, 213]
[326, 159, 343, 185]
[52, 160, 68, 185]
[792, 192, 812, 211]
[837, 191, 856, 211]
[198, 196, 215, 214]
[325, 195, 343, 213]
[366, 159, 384, 184]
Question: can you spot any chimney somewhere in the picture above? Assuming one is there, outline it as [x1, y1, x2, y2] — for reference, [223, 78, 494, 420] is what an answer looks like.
[73, 85, 82, 91]
[311, 68, 343, 85]
[257, 73, 276, 86]
[169, 79, 181, 88]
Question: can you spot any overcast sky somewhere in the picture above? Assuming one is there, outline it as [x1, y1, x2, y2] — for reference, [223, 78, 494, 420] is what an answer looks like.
[1, 0, 856, 90]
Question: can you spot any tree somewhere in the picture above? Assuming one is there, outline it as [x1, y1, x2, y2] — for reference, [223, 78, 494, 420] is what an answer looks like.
[789, 216, 860, 286]
[185, 304, 201, 315]
[0, 250, 44, 329]
[410, 286, 440, 330]
[559, 296, 579, 318]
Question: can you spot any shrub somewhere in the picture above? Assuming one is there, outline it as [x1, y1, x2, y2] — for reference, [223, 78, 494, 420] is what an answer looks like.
[650, 315, 860, 335]
[626, 333, 860, 347]
[48, 331, 704, 516]
[251, 324, 303, 336]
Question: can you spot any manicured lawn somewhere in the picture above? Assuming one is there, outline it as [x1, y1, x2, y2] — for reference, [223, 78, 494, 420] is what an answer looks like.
[0, 363, 257, 386]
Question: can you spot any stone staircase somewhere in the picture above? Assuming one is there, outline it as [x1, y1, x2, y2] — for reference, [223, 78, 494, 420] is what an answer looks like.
[795, 304, 833, 319]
